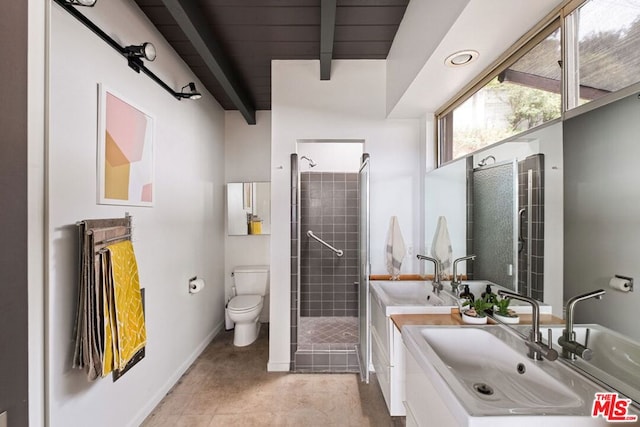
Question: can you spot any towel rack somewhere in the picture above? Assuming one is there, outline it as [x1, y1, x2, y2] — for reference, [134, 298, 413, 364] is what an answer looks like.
[73, 213, 145, 382]
[307, 230, 344, 257]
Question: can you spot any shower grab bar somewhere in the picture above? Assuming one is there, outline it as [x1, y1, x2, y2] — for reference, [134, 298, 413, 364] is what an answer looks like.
[306, 230, 344, 257]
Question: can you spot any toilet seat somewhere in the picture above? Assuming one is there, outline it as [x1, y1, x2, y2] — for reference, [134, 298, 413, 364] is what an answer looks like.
[228, 295, 262, 313]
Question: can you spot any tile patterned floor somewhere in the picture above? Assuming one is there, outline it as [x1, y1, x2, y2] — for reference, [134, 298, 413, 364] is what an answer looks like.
[142, 324, 404, 427]
[298, 316, 359, 345]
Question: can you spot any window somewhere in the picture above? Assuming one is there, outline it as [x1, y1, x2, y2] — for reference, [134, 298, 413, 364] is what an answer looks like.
[572, 0, 640, 106]
[439, 27, 561, 163]
[438, 0, 640, 165]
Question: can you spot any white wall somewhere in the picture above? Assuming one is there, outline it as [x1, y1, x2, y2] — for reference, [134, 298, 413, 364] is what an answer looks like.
[270, 60, 421, 370]
[385, 0, 469, 116]
[224, 110, 271, 322]
[29, 1, 47, 426]
[48, 2, 225, 426]
[298, 141, 363, 173]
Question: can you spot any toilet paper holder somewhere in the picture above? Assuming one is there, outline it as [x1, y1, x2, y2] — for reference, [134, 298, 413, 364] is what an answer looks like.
[189, 276, 205, 294]
[613, 274, 634, 292]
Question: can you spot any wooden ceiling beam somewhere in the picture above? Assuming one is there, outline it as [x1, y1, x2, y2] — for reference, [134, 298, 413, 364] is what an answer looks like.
[320, 0, 337, 80]
[160, 0, 256, 124]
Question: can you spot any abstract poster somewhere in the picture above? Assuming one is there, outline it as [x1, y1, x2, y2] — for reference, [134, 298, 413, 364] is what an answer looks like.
[98, 85, 154, 206]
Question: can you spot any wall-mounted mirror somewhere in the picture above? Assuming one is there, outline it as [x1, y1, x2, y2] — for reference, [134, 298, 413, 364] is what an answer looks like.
[563, 91, 640, 404]
[227, 182, 271, 235]
[564, 92, 640, 340]
[425, 120, 563, 312]
[427, 91, 640, 403]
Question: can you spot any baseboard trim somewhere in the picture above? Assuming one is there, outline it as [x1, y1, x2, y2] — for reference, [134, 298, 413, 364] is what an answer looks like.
[128, 321, 224, 427]
[267, 360, 291, 372]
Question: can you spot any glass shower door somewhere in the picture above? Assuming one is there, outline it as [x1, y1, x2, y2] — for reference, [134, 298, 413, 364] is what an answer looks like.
[472, 159, 518, 291]
[357, 154, 370, 383]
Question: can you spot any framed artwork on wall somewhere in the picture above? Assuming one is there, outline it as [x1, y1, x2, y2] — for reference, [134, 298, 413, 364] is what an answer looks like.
[97, 84, 154, 207]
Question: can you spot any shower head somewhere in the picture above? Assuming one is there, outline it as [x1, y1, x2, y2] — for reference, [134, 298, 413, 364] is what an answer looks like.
[300, 156, 317, 168]
[477, 155, 496, 167]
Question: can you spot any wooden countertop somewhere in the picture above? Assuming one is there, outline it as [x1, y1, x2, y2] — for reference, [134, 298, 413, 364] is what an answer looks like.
[391, 310, 564, 331]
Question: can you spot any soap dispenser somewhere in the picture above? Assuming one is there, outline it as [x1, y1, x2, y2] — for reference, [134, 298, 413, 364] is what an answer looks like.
[481, 284, 497, 304]
[459, 284, 475, 302]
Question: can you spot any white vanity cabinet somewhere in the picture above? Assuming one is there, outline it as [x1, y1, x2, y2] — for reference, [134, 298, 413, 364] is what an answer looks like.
[370, 295, 406, 416]
[404, 343, 457, 426]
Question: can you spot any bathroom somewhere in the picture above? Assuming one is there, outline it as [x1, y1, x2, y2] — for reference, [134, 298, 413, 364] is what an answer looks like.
[4, 0, 640, 426]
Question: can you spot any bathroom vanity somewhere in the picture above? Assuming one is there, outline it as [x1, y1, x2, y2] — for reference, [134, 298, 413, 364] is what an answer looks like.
[370, 280, 456, 416]
[369, 278, 640, 425]
[369, 279, 554, 417]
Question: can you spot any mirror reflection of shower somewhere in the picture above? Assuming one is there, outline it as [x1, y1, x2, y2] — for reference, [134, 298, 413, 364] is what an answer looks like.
[300, 155, 317, 167]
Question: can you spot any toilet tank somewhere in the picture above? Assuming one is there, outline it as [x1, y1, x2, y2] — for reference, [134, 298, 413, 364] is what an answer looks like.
[233, 265, 269, 296]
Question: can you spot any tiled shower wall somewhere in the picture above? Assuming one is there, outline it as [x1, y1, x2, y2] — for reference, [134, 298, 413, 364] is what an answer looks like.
[465, 157, 474, 280]
[517, 154, 545, 300]
[300, 172, 359, 317]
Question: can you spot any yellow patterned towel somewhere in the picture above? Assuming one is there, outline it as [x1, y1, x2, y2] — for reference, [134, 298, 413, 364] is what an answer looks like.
[101, 240, 146, 374]
[101, 254, 115, 377]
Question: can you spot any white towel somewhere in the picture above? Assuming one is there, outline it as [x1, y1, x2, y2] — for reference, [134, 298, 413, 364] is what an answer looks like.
[431, 216, 453, 277]
[385, 216, 406, 280]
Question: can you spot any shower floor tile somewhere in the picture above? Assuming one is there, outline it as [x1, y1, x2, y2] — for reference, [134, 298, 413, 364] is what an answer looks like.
[298, 316, 358, 345]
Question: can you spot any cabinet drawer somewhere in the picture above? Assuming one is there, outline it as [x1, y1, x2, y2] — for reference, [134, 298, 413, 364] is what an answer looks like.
[371, 325, 390, 369]
[372, 330, 391, 409]
[370, 298, 389, 355]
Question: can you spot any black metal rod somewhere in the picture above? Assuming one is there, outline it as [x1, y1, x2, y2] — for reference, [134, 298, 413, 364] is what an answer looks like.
[136, 60, 182, 100]
[52, 0, 183, 100]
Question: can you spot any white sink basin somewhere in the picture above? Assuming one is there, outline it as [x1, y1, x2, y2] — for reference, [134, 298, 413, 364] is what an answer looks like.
[536, 324, 640, 404]
[403, 325, 613, 423]
[370, 280, 457, 315]
[419, 327, 582, 413]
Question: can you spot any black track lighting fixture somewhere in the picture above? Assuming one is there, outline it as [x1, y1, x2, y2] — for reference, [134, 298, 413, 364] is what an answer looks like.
[64, 0, 97, 6]
[177, 83, 202, 100]
[53, 0, 201, 102]
[124, 43, 157, 62]
[124, 43, 156, 73]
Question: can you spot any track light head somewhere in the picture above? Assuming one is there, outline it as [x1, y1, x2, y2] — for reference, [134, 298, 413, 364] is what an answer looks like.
[177, 82, 202, 100]
[124, 42, 156, 61]
[64, 0, 97, 6]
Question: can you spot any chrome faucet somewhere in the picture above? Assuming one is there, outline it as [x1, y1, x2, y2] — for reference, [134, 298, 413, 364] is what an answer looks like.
[416, 254, 443, 294]
[558, 289, 605, 361]
[498, 290, 558, 361]
[451, 255, 476, 296]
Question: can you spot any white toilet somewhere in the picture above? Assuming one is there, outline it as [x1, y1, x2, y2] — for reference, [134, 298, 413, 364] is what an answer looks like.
[228, 265, 269, 347]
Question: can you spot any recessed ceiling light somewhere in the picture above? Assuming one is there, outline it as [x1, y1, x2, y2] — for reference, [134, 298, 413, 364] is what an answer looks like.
[445, 50, 479, 67]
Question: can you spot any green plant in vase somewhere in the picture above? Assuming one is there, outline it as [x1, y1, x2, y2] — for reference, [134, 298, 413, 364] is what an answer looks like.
[493, 296, 519, 323]
[494, 296, 516, 317]
[462, 298, 493, 318]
